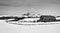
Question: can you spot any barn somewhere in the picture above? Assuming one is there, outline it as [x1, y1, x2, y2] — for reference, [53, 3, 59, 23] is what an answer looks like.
[39, 15, 56, 22]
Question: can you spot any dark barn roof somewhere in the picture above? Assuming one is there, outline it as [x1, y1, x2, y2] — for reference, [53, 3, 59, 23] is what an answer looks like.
[39, 15, 56, 22]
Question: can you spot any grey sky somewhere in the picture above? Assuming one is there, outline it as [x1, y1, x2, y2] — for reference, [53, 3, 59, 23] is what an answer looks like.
[0, 0, 60, 6]
[0, 0, 60, 15]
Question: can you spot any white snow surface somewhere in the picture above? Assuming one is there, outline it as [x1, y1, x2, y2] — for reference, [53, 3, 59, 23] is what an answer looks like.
[0, 20, 60, 33]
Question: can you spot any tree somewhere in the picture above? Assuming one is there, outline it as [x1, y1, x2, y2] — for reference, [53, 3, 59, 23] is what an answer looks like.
[22, 12, 30, 17]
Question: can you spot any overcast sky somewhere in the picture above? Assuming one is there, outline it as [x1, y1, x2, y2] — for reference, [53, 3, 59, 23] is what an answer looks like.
[0, 0, 60, 6]
[0, 0, 60, 15]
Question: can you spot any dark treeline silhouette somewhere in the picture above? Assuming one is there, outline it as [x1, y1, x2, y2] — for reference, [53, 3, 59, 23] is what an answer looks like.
[0, 15, 60, 22]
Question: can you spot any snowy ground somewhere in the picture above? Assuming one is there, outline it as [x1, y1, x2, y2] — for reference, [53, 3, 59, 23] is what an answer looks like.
[5, 20, 60, 25]
[0, 20, 60, 33]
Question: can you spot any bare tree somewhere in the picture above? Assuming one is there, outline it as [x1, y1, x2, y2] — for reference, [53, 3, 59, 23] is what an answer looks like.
[22, 12, 30, 17]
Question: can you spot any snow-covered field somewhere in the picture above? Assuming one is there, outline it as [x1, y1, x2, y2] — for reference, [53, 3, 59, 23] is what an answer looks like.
[5, 20, 60, 25]
[0, 20, 60, 33]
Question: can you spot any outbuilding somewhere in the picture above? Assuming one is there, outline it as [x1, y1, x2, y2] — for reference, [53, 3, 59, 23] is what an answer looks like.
[39, 15, 56, 22]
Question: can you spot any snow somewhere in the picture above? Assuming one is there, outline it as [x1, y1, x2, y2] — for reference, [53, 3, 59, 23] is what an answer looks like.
[0, 20, 60, 33]
[21, 18, 39, 21]
[56, 17, 60, 20]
